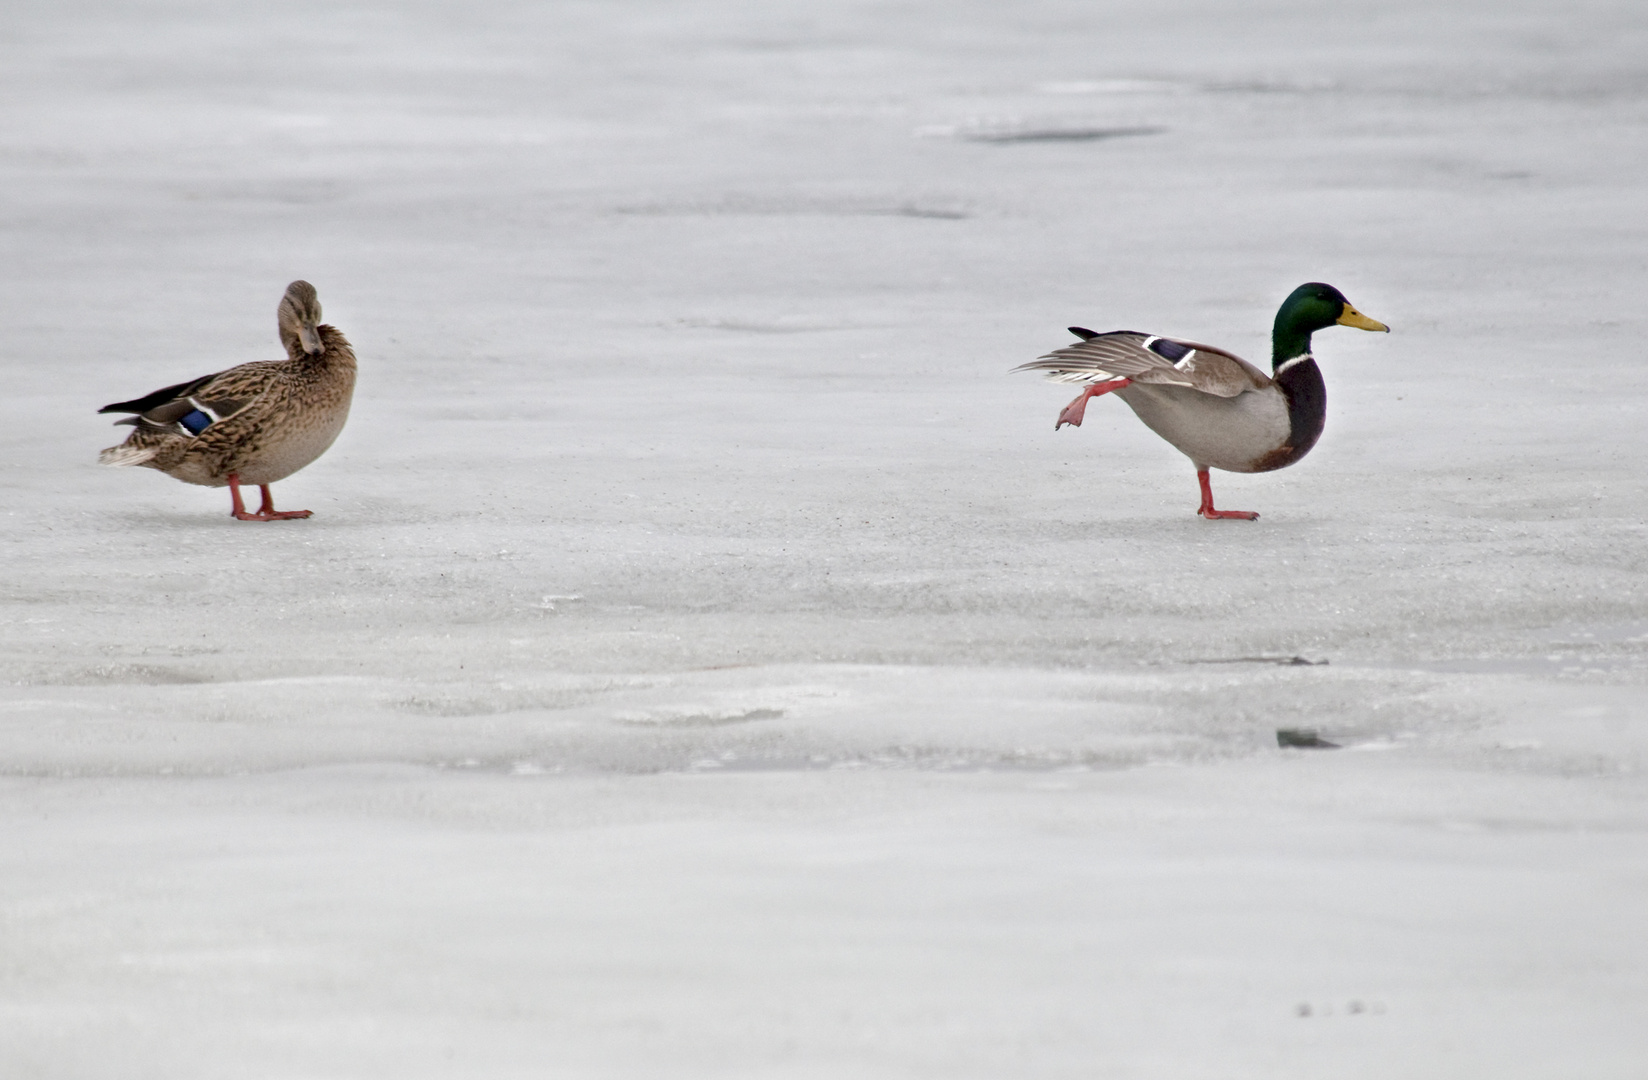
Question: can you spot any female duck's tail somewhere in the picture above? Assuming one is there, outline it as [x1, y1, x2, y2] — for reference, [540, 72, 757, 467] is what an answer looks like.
[98, 444, 158, 467]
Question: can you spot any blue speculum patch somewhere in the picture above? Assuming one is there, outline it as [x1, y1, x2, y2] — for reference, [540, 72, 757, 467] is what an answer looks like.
[1148, 338, 1191, 362]
[180, 410, 212, 435]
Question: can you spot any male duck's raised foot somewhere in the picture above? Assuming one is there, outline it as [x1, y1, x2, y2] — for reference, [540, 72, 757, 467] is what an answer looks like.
[1015, 283, 1388, 520]
[1055, 377, 1131, 429]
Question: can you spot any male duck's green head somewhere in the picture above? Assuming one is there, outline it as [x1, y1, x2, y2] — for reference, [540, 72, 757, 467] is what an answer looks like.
[1272, 282, 1388, 367]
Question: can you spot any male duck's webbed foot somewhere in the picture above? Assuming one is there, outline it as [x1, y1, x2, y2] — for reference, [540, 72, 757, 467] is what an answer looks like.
[227, 474, 313, 521]
[1196, 469, 1259, 521]
[1056, 378, 1131, 429]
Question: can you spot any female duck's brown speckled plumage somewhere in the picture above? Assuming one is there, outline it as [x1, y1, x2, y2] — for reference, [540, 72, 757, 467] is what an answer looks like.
[98, 280, 356, 521]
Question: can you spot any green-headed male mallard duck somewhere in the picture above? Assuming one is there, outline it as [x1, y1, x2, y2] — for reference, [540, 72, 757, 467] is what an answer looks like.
[1014, 282, 1388, 519]
[97, 280, 356, 521]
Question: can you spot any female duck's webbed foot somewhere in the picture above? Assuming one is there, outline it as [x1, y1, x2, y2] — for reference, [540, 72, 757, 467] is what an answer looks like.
[1056, 378, 1131, 429]
[227, 474, 313, 521]
[254, 484, 313, 520]
[1196, 469, 1259, 521]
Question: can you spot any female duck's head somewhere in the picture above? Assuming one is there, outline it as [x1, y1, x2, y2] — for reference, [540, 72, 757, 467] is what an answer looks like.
[278, 280, 324, 356]
[1272, 282, 1388, 364]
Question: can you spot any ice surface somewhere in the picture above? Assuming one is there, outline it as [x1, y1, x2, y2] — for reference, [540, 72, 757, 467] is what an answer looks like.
[2, 0, 1646, 1076]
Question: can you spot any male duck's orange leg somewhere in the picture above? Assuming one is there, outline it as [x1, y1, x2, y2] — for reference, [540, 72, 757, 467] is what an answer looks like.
[1056, 378, 1131, 429]
[1197, 469, 1258, 521]
[227, 473, 312, 521]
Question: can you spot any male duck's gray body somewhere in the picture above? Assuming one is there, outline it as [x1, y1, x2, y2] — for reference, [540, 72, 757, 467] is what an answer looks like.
[1017, 283, 1388, 519]
[1114, 352, 1294, 474]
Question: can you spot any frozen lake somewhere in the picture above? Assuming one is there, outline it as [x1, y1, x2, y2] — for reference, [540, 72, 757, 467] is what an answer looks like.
[3, 0, 1646, 1075]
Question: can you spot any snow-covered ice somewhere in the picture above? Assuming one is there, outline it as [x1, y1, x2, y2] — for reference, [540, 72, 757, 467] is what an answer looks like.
[3, 0, 1646, 1075]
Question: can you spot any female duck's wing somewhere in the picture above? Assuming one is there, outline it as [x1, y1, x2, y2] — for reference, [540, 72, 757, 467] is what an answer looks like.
[98, 365, 267, 436]
[98, 372, 221, 416]
[1014, 331, 1270, 399]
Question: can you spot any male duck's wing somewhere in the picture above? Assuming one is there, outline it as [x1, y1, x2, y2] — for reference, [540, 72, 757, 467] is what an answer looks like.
[1014, 331, 1269, 399]
[1168, 340, 1273, 397]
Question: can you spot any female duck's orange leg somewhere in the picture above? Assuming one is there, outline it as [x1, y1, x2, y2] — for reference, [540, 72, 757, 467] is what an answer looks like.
[227, 473, 312, 521]
[1197, 470, 1258, 521]
[228, 474, 250, 518]
[256, 485, 312, 520]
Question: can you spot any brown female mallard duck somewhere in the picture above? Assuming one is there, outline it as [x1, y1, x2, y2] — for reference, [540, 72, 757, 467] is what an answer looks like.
[1015, 283, 1388, 519]
[98, 280, 356, 521]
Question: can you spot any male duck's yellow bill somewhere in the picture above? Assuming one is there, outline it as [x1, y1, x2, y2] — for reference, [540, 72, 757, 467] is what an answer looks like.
[1337, 304, 1389, 332]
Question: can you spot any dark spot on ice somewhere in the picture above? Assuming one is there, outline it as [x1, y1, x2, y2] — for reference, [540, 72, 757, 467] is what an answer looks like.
[1297, 998, 1382, 1017]
[964, 125, 1165, 144]
[1190, 655, 1328, 666]
[870, 205, 969, 220]
[1277, 728, 1340, 749]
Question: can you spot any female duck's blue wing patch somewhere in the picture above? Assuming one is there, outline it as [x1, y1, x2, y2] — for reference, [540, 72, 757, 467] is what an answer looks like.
[103, 391, 248, 437]
[99, 367, 251, 437]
